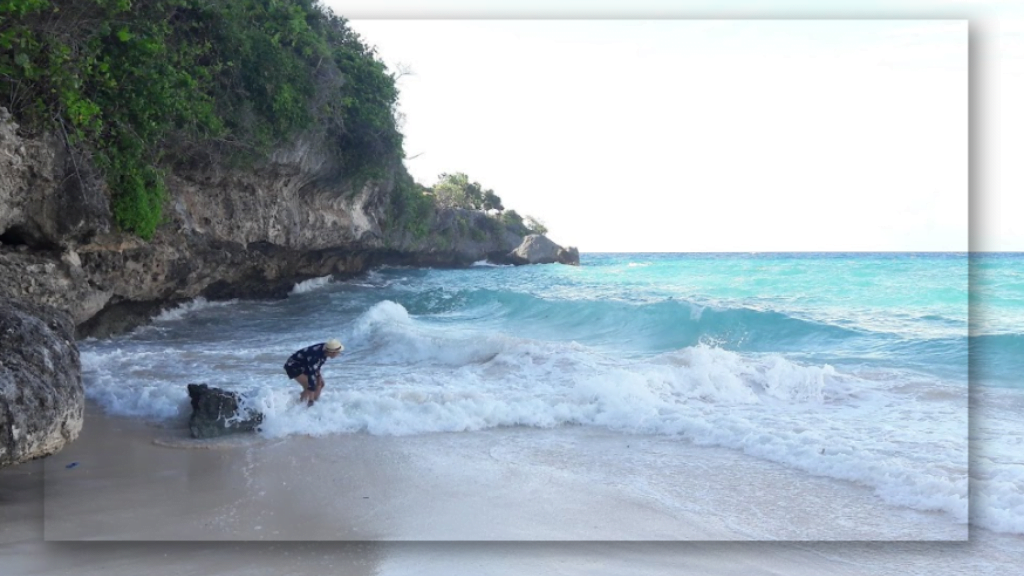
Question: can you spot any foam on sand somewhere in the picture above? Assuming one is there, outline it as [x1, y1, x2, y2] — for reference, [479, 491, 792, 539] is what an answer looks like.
[40, 405, 965, 542]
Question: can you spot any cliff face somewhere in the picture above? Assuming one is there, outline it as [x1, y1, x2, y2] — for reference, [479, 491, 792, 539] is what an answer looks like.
[165, 128, 389, 252]
[0, 109, 540, 337]
[2, 107, 387, 327]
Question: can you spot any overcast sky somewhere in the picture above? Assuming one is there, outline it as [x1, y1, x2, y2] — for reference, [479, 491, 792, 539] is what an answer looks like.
[323, 2, 1021, 252]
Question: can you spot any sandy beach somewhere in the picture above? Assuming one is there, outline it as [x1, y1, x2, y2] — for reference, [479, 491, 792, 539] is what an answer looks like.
[7, 403, 1022, 574]
[26, 402, 965, 542]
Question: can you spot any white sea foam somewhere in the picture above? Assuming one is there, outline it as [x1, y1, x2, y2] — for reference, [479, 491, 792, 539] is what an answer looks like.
[153, 297, 239, 322]
[969, 386, 1024, 534]
[347, 300, 508, 366]
[80, 299, 971, 529]
[289, 275, 333, 294]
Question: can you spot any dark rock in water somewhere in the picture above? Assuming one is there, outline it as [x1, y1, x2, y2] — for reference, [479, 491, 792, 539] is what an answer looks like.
[186, 384, 263, 438]
[0, 298, 84, 467]
[501, 234, 580, 266]
[557, 245, 581, 266]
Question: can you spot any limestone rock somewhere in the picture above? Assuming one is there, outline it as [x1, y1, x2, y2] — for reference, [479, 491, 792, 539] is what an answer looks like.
[0, 298, 83, 467]
[2, 106, 579, 336]
[0, 108, 111, 248]
[558, 245, 581, 266]
[503, 234, 580, 266]
[186, 383, 263, 438]
[380, 207, 526, 268]
[0, 250, 113, 328]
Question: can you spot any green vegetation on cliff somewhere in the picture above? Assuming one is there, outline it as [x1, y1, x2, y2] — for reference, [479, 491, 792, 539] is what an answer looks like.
[1, 0, 402, 239]
[386, 169, 434, 239]
[1, 1, 553, 246]
[426, 172, 548, 237]
[432, 172, 503, 212]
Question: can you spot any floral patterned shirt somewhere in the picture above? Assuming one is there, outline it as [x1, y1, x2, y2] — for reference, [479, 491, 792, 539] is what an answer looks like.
[284, 343, 330, 376]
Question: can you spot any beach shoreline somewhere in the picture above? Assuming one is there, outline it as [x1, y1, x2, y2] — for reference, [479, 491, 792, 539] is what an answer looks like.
[5, 404, 1024, 575]
[26, 402, 966, 541]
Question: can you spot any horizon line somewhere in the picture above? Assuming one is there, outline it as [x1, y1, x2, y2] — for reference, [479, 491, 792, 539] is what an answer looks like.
[576, 250, 1016, 254]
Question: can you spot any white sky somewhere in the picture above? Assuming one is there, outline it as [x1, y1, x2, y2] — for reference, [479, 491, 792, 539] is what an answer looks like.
[321, 2, 1023, 252]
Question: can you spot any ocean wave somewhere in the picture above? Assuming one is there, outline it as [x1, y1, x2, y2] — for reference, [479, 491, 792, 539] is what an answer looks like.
[345, 300, 510, 366]
[969, 332, 1024, 353]
[391, 288, 880, 352]
[239, 337, 966, 526]
[81, 299, 971, 532]
[374, 289, 970, 383]
[152, 297, 240, 322]
[244, 342, 854, 438]
[969, 333, 1024, 387]
[289, 275, 333, 294]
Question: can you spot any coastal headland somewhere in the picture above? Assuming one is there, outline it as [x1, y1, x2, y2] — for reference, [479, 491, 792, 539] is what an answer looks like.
[1, 96, 575, 466]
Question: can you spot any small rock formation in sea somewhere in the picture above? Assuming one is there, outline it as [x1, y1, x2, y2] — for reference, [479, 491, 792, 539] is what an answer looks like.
[186, 383, 263, 438]
[0, 298, 83, 467]
[502, 234, 580, 266]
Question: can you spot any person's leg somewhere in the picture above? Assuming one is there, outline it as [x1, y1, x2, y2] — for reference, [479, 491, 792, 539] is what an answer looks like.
[313, 375, 325, 401]
[293, 374, 312, 404]
[304, 372, 320, 406]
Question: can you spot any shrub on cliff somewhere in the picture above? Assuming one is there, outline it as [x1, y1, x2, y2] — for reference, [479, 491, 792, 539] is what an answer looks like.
[0, 0, 402, 239]
[425, 173, 550, 238]
[500, 210, 530, 236]
[387, 169, 434, 239]
[431, 172, 504, 212]
[524, 215, 548, 236]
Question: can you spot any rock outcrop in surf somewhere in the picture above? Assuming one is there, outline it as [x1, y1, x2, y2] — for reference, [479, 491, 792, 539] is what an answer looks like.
[494, 234, 580, 266]
[186, 384, 264, 439]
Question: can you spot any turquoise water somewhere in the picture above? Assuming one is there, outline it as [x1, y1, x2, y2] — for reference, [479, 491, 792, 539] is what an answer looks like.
[393, 252, 972, 385]
[79, 251, 1024, 534]
[970, 253, 1024, 388]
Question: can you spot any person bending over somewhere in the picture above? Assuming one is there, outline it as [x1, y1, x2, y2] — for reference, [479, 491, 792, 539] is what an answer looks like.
[284, 339, 344, 406]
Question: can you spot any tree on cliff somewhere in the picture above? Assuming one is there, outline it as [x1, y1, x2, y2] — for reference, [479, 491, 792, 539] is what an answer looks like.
[524, 215, 548, 236]
[425, 172, 551, 236]
[482, 189, 504, 213]
[0, 0, 403, 240]
[431, 172, 503, 212]
[432, 172, 470, 209]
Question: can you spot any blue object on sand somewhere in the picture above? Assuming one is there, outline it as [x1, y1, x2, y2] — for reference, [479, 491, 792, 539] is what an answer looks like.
[65, 462, 78, 469]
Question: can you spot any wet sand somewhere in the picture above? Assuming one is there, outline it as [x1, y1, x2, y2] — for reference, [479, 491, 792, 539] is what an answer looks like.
[32, 403, 966, 541]
[5, 405, 1022, 575]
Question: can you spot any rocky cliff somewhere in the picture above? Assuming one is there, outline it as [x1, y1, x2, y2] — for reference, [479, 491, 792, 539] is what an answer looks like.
[0, 298, 82, 467]
[1, 107, 575, 336]
[0, 107, 577, 464]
